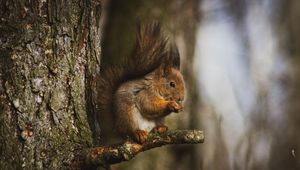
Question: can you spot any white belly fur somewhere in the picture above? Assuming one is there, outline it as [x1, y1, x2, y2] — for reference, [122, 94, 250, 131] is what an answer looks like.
[132, 107, 156, 132]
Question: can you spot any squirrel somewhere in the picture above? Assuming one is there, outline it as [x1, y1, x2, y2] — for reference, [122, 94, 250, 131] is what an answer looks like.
[98, 22, 185, 144]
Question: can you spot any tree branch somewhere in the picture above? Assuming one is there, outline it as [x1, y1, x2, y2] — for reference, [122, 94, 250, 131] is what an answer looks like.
[85, 130, 204, 167]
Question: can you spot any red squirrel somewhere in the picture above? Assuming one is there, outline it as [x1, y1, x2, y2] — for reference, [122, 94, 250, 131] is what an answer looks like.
[98, 22, 185, 143]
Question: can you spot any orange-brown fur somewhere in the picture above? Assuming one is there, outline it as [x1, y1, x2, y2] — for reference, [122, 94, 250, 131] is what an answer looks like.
[98, 22, 185, 143]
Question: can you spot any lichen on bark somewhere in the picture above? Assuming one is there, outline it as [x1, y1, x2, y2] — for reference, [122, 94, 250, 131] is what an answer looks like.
[85, 130, 204, 167]
[0, 0, 101, 169]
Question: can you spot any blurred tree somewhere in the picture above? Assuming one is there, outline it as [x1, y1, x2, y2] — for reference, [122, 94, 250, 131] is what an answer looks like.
[197, 1, 300, 170]
[268, 0, 300, 169]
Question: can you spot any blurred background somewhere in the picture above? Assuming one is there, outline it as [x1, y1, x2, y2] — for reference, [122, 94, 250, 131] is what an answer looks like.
[102, 0, 300, 169]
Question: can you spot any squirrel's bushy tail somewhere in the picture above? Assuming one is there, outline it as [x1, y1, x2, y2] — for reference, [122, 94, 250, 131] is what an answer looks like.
[97, 22, 180, 140]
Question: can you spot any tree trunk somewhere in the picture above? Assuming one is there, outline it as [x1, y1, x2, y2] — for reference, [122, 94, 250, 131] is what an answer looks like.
[0, 0, 101, 169]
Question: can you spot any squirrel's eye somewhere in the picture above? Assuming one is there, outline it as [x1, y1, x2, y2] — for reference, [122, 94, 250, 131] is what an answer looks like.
[169, 81, 176, 88]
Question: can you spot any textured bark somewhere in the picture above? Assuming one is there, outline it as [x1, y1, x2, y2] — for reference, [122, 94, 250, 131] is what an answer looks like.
[0, 0, 101, 169]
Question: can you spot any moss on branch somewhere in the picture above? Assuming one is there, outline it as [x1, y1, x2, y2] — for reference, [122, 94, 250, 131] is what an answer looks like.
[84, 129, 204, 167]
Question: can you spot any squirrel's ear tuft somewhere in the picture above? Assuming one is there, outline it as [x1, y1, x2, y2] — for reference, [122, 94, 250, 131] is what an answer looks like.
[168, 43, 180, 69]
[161, 42, 180, 70]
[158, 65, 171, 77]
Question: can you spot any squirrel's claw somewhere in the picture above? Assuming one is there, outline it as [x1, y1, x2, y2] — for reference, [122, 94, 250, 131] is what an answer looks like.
[151, 125, 168, 134]
[133, 130, 149, 144]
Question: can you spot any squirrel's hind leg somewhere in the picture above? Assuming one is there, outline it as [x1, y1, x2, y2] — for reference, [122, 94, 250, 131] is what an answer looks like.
[115, 101, 150, 144]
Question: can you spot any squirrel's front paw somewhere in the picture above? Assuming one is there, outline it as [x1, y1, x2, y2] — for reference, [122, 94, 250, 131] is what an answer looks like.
[151, 125, 168, 134]
[133, 130, 149, 144]
[168, 101, 183, 113]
